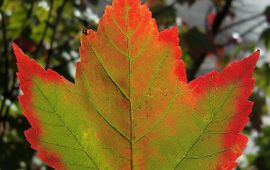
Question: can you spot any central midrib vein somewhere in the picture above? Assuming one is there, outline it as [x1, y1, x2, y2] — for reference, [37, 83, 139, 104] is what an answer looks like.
[129, 42, 134, 170]
[124, 4, 134, 170]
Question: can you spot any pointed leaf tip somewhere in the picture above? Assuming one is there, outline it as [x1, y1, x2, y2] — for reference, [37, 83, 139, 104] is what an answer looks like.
[250, 50, 260, 61]
[12, 43, 28, 63]
[12, 42, 20, 58]
[12, 42, 19, 50]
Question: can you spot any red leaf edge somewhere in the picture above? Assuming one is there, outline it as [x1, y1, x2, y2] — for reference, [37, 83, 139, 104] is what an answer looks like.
[189, 51, 259, 169]
[13, 43, 66, 170]
[219, 51, 259, 169]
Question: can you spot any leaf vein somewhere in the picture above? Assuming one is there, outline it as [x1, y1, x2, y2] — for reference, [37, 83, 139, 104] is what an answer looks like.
[133, 49, 169, 111]
[32, 80, 99, 169]
[174, 85, 237, 169]
[85, 35, 130, 100]
[103, 26, 129, 58]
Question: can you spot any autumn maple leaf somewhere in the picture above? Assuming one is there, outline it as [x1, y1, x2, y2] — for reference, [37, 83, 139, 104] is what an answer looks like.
[13, 0, 259, 169]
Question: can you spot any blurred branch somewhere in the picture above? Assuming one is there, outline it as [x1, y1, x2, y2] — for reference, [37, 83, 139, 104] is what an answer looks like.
[211, 0, 233, 35]
[219, 13, 263, 33]
[219, 19, 266, 47]
[187, 0, 234, 80]
[22, 1, 35, 29]
[0, 105, 10, 138]
[240, 19, 265, 37]
[0, 8, 9, 119]
[35, 0, 54, 58]
[45, 0, 67, 68]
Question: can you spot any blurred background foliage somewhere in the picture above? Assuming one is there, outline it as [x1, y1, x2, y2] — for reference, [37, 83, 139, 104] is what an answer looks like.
[0, 0, 270, 169]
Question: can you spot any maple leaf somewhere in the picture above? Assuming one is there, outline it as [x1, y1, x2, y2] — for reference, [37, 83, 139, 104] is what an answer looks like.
[13, 0, 259, 169]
